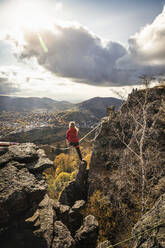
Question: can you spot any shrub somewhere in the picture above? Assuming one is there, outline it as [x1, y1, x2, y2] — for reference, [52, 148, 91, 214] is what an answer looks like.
[54, 153, 77, 175]
[44, 152, 79, 199]
[82, 190, 115, 242]
[44, 146, 92, 200]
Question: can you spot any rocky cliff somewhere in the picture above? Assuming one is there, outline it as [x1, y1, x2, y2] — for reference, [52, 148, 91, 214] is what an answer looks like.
[0, 143, 98, 248]
[88, 86, 165, 246]
[0, 143, 53, 247]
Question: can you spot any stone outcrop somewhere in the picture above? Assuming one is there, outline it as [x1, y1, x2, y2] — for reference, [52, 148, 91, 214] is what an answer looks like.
[54, 199, 86, 235]
[59, 160, 88, 206]
[0, 144, 99, 248]
[0, 143, 53, 248]
[132, 194, 165, 248]
[52, 221, 76, 248]
[27, 195, 98, 248]
[26, 194, 56, 248]
[75, 215, 99, 248]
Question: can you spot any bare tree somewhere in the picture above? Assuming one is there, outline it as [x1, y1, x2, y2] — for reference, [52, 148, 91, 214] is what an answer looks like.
[112, 75, 164, 214]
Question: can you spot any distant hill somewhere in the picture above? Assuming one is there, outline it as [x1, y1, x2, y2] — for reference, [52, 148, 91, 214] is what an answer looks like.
[77, 97, 123, 118]
[0, 95, 123, 116]
[0, 96, 74, 112]
[56, 97, 123, 124]
[56, 109, 98, 123]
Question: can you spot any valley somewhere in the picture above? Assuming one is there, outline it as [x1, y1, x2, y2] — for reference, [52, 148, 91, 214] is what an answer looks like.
[0, 96, 123, 146]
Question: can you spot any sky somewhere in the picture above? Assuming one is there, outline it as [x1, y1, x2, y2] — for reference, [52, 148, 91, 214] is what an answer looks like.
[0, 0, 165, 102]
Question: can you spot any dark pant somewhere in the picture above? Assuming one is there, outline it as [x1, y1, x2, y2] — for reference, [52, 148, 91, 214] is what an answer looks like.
[69, 142, 82, 161]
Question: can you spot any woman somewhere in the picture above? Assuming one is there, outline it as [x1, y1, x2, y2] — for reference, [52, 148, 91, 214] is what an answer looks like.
[66, 121, 83, 161]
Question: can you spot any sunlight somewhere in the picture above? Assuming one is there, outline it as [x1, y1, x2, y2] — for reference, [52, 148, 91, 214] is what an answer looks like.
[3, 0, 62, 52]
[12, 2, 51, 30]
[6, 0, 60, 31]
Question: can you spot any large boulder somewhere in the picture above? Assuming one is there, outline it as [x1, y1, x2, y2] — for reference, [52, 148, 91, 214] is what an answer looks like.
[0, 143, 53, 248]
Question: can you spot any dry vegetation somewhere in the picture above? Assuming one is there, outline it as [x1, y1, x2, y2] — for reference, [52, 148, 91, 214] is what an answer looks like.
[44, 144, 92, 199]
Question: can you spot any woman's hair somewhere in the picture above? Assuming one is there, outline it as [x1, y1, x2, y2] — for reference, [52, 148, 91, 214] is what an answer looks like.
[69, 121, 79, 132]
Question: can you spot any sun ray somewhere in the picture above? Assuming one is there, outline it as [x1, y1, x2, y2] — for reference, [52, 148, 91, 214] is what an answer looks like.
[37, 33, 48, 53]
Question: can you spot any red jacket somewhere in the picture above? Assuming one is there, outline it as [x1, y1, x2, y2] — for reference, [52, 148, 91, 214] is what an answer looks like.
[66, 127, 79, 143]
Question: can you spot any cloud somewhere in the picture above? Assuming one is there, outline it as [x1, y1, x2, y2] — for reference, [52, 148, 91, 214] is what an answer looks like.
[20, 24, 127, 85]
[117, 5, 165, 79]
[3, 5, 165, 88]
[0, 40, 16, 65]
[0, 77, 20, 94]
[129, 6, 165, 65]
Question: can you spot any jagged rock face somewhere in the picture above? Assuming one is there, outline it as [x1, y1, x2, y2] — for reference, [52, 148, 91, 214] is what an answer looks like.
[75, 215, 99, 248]
[27, 194, 77, 248]
[27, 194, 56, 248]
[54, 199, 86, 236]
[0, 144, 99, 248]
[0, 143, 53, 248]
[132, 193, 165, 248]
[30, 194, 98, 248]
[88, 87, 165, 243]
[53, 221, 76, 248]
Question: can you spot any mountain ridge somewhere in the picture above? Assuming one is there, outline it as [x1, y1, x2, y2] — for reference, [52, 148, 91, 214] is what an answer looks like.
[77, 96, 123, 118]
[0, 95, 123, 114]
[0, 95, 74, 112]
[56, 96, 123, 123]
